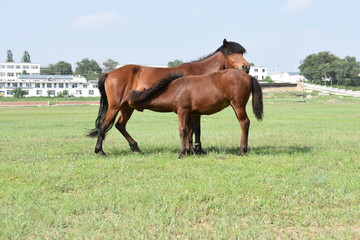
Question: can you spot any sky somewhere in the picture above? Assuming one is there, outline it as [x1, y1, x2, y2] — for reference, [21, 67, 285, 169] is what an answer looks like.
[1, 0, 359, 73]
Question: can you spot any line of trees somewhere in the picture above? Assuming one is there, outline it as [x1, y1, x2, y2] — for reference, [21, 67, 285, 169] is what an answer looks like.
[41, 58, 120, 80]
[299, 51, 360, 86]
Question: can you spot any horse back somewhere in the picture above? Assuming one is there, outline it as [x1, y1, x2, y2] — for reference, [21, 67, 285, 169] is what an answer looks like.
[104, 64, 177, 105]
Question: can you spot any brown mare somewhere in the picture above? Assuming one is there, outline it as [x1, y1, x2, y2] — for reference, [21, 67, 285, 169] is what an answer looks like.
[128, 69, 263, 158]
[89, 39, 250, 156]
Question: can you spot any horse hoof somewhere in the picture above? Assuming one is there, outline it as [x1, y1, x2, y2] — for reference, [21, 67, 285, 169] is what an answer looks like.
[130, 143, 141, 153]
[178, 153, 187, 159]
[236, 150, 247, 156]
[195, 149, 207, 155]
[97, 151, 107, 157]
[194, 144, 206, 155]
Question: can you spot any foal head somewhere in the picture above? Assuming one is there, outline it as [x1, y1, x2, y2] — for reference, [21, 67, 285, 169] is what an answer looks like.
[218, 39, 250, 73]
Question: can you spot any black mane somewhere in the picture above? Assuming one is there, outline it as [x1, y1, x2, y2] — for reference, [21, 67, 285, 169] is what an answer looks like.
[188, 40, 247, 63]
[215, 41, 246, 55]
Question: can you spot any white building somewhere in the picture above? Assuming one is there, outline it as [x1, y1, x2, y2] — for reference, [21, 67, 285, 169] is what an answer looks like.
[0, 61, 100, 97]
[0, 62, 40, 81]
[0, 74, 100, 97]
[268, 72, 307, 83]
[249, 66, 268, 80]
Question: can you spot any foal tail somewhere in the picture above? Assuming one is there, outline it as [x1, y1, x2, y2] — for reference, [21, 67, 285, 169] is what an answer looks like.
[128, 73, 184, 104]
[251, 76, 263, 121]
[88, 73, 109, 137]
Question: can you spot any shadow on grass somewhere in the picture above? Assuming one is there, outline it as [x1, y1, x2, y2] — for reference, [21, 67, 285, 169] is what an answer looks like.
[196, 145, 312, 156]
[103, 145, 311, 158]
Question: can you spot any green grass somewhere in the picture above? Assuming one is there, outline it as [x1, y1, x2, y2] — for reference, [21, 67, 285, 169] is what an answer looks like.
[0, 96, 100, 105]
[1, 94, 360, 239]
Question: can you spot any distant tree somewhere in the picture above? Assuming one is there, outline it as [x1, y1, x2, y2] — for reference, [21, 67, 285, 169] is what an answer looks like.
[21, 50, 31, 62]
[13, 88, 27, 98]
[168, 59, 183, 68]
[57, 90, 69, 98]
[103, 58, 119, 72]
[40, 61, 73, 75]
[299, 51, 360, 86]
[41, 66, 56, 75]
[21, 70, 29, 75]
[53, 61, 73, 75]
[74, 58, 102, 80]
[263, 76, 274, 83]
[6, 50, 14, 62]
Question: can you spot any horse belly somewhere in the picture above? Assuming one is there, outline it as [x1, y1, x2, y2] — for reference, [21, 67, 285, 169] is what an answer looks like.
[191, 94, 228, 115]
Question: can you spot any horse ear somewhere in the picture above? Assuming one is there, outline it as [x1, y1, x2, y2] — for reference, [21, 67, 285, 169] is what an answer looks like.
[223, 38, 228, 48]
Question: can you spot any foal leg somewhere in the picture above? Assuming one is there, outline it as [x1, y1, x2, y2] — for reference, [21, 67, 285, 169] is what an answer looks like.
[95, 107, 120, 156]
[178, 108, 190, 159]
[186, 118, 195, 154]
[191, 115, 206, 155]
[232, 105, 250, 156]
[115, 104, 141, 152]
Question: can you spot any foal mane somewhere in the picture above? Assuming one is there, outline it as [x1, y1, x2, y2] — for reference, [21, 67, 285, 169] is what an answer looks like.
[128, 73, 184, 103]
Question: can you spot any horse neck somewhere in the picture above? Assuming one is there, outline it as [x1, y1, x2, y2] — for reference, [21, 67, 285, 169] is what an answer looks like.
[176, 52, 225, 75]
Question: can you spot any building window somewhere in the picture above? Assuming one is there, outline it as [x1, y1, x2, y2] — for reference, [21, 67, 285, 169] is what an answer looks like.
[25, 83, 31, 87]
[22, 65, 29, 69]
[31, 65, 39, 69]
[7, 90, 13, 95]
[89, 90, 94, 95]
[16, 65, 21, 69]
[12, 83, 18, 87]
[254, 69, 258, 73]
[59, 83, 64, 88]
[49, 90, 55, 96]
[7, 65, 14, 69]
[72, 84, 78, 88]
[53, 83, 57, 88]
[35, 83, 40, 88]
[76, 90, 82, 95]
[47, 83, 52, 88]
[262, 69, 266, 72]
[36, 90, 42, 95]
[7, 73, 14, 77]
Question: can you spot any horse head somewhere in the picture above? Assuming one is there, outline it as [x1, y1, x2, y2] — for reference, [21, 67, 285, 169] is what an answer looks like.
[220, 39, 250, 73]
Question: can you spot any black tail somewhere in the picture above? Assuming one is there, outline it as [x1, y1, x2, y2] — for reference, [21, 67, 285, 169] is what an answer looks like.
[251, 76, 263, 121]
[88, 73, 109, 137]
[128, 73, 183, 104]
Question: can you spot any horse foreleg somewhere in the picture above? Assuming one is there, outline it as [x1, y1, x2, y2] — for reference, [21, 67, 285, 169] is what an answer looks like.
[232, 105, 250, 156]
[115, 105, 140, 152]
[190, 114, 206, 155]
[178, 108, 190, 159]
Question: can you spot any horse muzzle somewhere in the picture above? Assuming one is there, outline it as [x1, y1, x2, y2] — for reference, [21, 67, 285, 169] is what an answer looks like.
[241, 65, 250, 74]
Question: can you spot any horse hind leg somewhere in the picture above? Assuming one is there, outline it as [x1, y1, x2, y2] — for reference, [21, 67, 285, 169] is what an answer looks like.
[190, 115, 206, 155]
[115, 105, 140, 153]
[231, 104, 250, 156]
[95, 107, 119, 156]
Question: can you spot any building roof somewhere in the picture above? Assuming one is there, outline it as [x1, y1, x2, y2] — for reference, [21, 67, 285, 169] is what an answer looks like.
[19, 75, 73, 79]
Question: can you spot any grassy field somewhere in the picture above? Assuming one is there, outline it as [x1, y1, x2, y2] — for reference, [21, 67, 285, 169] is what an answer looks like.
[1, 93, 359, 239]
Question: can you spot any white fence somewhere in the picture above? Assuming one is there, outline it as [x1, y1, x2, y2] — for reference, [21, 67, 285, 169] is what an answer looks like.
[303, 83, 360, 97]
